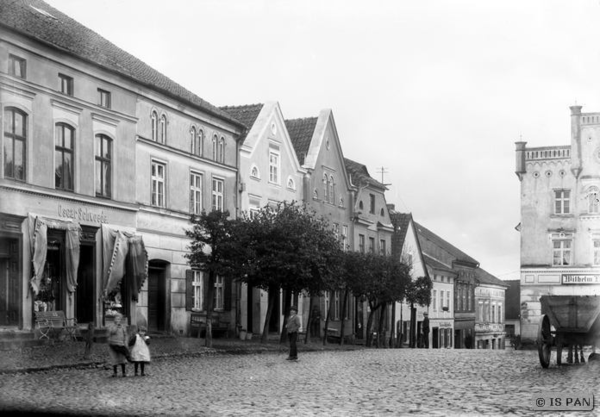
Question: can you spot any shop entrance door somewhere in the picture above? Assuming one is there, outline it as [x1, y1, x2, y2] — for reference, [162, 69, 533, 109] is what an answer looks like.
[0, 238, 19, 326]
[76, 244, 94, 324]
[148, 262, 167, 332]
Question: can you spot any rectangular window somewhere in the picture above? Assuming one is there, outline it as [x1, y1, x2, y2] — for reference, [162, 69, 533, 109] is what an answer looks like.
[98, 88, 111, 109]
[553, 239, 572, 266]
[341, 225, 348, 251]
[359, 234, 365, 253]
[498, 305, 502, 323]
[380, 239, 386, 255]
[433, 290, 437, 311]
[59, 74, 73, 96]
[492, 305, 496, 323]
[190, 172, 203, 214]
[368, 237, 375, 253]
[212, 178, 224, 211]
[95, 135, 111, 198]
[193, 270, 204, 311]
[554, 190, 570, 214]
[3, 108, 27, 181]
[446, 291, 450, 311]
[269, 149, 280, 184]
[439, 290, 444, 309]
[369, 194, 375, 214]
[55, 124, 75, 191]
[214, 276, 224, 310]
[594, 239, 600, 266]
[151, 161, 166, 207]
[9, 55, 26, 79]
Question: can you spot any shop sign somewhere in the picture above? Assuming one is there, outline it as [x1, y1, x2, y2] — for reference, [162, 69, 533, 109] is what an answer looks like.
[58, 204, 108, 224]
[475, 323, 504, 332]
[562, 274, 600, 285]
[438, 322, 452, 328]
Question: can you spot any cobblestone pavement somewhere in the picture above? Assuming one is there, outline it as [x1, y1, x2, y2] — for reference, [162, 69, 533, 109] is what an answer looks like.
[1, 348, 599, 417]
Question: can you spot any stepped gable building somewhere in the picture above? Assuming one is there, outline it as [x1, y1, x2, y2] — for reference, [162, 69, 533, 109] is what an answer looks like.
[220, 102, 305, 337]
[388, 209, 430, 348]
[286, 111, 360, 340]
[515, 105, 600, 342]
[0, 0, 245, 336]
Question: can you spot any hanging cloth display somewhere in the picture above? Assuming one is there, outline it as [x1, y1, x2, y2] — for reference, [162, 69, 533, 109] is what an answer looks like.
[101, 224, 148, 301]
[28, 214, 81, 295]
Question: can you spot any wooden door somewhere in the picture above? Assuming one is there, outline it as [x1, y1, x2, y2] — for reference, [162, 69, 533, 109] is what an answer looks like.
[148, 265, 166, 332]
[0, 238, 19, 326]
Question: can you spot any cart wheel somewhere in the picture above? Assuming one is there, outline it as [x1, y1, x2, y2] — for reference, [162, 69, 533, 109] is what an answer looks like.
[538, 315, 552, 368]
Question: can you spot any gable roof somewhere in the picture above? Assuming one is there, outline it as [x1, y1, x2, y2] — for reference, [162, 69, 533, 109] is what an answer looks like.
[344, 158, 387, 190]
[285, 117, 318, 164]
[475, 268, 508, 288]
[414, 222, 479, 267]
[1, 0, 244, 129]
[422, 253, 456, 275]
[220, 104, 264, 133]
[389, 211, 412, 254]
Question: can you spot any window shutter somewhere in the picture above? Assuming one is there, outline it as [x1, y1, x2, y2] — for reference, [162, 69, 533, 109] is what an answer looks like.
[185, 270, 193, 311]
[224, 276, 232, 311]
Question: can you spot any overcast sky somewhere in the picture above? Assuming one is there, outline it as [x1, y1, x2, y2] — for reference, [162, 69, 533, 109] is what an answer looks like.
[45, 0, 600, 281]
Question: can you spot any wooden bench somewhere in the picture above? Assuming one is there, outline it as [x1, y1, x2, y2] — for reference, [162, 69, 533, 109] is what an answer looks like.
[34, 311, 79, 341]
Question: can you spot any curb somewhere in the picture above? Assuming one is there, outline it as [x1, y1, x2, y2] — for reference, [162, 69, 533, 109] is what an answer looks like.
[0, 344, 361, 375]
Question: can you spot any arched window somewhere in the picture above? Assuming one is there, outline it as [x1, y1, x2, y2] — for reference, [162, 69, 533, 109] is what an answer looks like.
[323, 173, 328, 202]
[95, 134, 112, 198]
[219, 137, 225, 163]
[55, 123, 75, 191]
[151, 111, 158, 141]
[3, 107, 27, 181]
[159, 114, 167, 144]
[589, 186, 599, 214]
[212, 135, 218, 160]
[190, 126, 197, 154]
[329, 175, 335, 204]
[250, 165, 260, 179]
[197, 129, 204, 157]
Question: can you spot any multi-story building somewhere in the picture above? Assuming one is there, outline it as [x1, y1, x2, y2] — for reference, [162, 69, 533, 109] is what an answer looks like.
[286, 111, 358, 339]
[388, 210, 430, 347]
[515, 105, 600, 342]
[0, 0, 245, 335]
[415, 222, 476, 349]
[473, 268, 507, 349]
[220, 102, 305, 336]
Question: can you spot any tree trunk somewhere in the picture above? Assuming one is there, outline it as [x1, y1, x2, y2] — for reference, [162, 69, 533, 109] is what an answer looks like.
[389, 302, 396, 348]
[261, 286, 276, 343]
[205, 271, 216, 348]
[378, 303, 387, 348]
[279, 289, 292, 344]
[304, 296, 314, 344]
[409, 304, 416, 348]
[365, 301, 378, 347]
[323, 291, 333, 346]
[339, 288, 350, 345]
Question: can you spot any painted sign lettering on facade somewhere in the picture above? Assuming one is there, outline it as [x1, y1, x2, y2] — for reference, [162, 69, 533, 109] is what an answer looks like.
[58, 204, 108, 224]
[562, 275, 600, 285]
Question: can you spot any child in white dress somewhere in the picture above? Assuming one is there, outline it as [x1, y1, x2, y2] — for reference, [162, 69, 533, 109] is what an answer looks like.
[130, 325, 151, 376]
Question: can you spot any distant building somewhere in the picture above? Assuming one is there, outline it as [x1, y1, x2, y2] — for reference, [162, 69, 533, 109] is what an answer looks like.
[473, 268, 508, 350]
[514, 105, 600, 342]
[503, 280, 521, 339]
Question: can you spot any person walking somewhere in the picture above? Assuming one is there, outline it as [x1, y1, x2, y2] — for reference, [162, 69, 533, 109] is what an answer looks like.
[285, 306, 301, 361]
[422, 313, 430, 349]
[129, 325, 151, 376]
[107, 313, 130, 377]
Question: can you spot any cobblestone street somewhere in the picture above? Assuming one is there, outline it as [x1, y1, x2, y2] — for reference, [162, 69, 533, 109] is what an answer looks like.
[1, 348, 599, 416]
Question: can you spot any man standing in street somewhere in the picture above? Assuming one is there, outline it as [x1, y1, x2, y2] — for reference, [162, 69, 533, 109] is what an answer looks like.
[423, 313, 430, 348]
[286, 306, 301, 361]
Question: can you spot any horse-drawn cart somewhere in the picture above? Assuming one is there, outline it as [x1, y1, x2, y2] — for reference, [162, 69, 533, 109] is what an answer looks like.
[537, 295, 600, 368]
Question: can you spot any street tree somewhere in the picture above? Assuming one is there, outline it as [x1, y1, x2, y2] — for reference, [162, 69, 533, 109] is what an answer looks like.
[237, 201, 342, 343]
[405, 275, 433, 348]
[185, 210, 241, 348]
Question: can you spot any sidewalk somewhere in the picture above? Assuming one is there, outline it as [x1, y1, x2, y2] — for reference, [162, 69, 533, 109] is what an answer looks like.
[0, 334, 364, 374]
